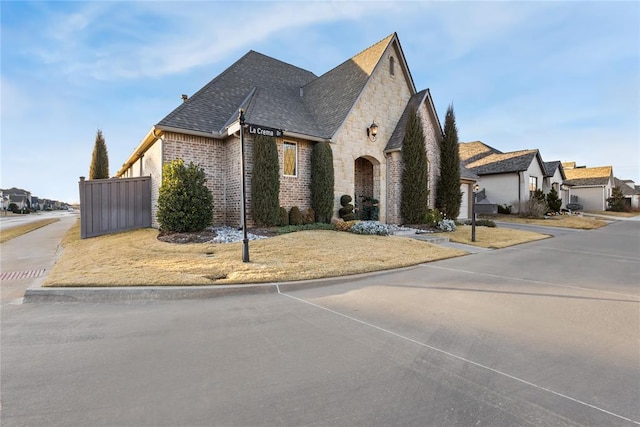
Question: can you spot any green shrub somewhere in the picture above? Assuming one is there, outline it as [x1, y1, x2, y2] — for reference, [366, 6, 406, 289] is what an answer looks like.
[338, 194, 356, 221]
[157, 159, 213, 232]
[8, 203, 18, 213]
[361, 196, 379, 221]
[423, 208, 443, 227]
[311, 142, 335, 223]
[251, 134, 280, 226]
[498, 204, 512, 214]
[546, 187, 562, 212]
[607, 187, 627, 212]
[401, 106, 429, 223]
[278, 207, 289, 226]
[276, 223, 334, 234]
[302, 207, 315, 225]
[289, 206, 303, 226]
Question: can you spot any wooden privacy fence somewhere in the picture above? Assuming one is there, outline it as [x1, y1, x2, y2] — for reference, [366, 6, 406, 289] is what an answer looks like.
[79, 176, 152, 239]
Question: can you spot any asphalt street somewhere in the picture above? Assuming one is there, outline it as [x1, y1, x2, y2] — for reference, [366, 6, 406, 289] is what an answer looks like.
[1, 219, 639, 426]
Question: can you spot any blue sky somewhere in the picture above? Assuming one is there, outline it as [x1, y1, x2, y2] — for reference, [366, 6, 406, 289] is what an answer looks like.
[2, 1, 639, 204]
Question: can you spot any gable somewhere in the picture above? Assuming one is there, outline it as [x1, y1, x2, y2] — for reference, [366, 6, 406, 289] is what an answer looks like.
[385, 89, 442, 152]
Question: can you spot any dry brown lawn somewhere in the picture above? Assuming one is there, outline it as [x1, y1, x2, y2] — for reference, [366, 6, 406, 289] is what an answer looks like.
[437, 225, 551, 249]
[484, 214, 607, 229]
[44, 227, 469, 287]
[0, 218, 60, 244]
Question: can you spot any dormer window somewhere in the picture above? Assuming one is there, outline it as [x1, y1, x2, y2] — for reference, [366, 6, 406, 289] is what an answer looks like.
[390, 56, 395, 76]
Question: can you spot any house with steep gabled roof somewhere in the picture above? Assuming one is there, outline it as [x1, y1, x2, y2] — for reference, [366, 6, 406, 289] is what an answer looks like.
[563, 164, 614, 211]
[543, 160, 569, 208]
[613, 178, 639, 209]
[116, 33, 445, 226]
[458, 141, 549, 210]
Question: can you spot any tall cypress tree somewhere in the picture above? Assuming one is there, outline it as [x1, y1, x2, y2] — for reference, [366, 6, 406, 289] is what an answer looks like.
[436, 104, 462, 220]
[401, 107, 429, 223]
[251, 134, 280, 226]
[89, 129, 110, 179]
[311, 142, 335, 223]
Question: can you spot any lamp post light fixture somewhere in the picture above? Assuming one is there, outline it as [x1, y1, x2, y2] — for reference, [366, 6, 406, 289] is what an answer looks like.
[239, 108, 250, 262]
[367, 120, 378, 142]
[471, 183, 480, 242]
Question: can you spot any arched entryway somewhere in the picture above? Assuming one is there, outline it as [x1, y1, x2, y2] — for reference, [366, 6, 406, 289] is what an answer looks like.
[354, 156, 378, 220]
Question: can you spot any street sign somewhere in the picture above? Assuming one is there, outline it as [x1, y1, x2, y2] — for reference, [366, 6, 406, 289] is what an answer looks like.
[247, 124, 283, 138]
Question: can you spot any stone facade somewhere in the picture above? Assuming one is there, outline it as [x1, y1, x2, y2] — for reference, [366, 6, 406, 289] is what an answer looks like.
[332, 43, 413, 223]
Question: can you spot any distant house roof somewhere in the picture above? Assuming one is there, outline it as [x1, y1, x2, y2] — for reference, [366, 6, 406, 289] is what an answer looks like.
[157, 33, 404, 141]
[614, 177, 639, 196]
[563, 165, 613, 186]
[458, 141, 502, 166]
[562, 161, 577, 169]
[544, 160, 565, 179]
[459, 141, 544, 176]
[460, 162, 479, 180]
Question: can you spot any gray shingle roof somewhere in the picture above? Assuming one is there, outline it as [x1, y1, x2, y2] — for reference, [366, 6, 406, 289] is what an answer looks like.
[158, 51, 318, 135]
[465, 149, 541, 175]
[460, 162, 479, 180]
[157, 34, 396, 140]
[614, 178, 638, 195]
[385, 90, 428, 152]
[544, 160, 562, 177]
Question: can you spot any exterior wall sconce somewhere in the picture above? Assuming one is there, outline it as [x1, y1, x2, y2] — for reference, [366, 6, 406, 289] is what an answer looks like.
[367, 120, 378, 142]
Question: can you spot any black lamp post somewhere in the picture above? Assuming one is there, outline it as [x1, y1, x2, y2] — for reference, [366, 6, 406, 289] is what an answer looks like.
[239, 109, 250, 262]
[471, 183, 480, 242]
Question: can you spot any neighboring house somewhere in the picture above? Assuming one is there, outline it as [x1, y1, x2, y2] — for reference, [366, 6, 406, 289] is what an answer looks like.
[543, 160, 568, 209]
[458, 163, 479, 220]
[562, 163, 615, 211]
[458, 141, 548, 210]
[117, 33, 444, 227]
[614, 178, 639, 209]
[2, 187, 32, 210]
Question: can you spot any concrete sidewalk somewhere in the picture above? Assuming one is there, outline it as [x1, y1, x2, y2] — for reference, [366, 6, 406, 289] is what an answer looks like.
[0, 214, 78, 306]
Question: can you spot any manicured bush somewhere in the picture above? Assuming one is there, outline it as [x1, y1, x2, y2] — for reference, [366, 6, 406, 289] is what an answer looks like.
[437, 219, 456, 232]
[251, 134, 280, 226]
[333, 219, 359, 232]
[157, 159, 213, 232]
[302, 207, 315, 225]
[276, 223, 334, 234]
[278, 207, 289, 226]
[566, 202, 583, 211]
[338, 195, 356, 221]
[360, 196, 379, 221]
[311, 142, 335, 223]
[463, 219, 496, 227]
[423, 208, 443, 227]
[350, 221, 391, 236]
[8, 203, 18, 213]
[289, 206, 303, 226]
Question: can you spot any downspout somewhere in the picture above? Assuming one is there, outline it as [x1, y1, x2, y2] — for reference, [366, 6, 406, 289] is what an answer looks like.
[518, 171, 522, 202]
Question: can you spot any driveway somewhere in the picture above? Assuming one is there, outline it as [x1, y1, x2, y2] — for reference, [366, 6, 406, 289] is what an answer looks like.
[1, 220, 639, 426]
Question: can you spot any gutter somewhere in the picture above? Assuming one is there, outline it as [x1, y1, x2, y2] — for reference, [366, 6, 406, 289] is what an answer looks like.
[116, 127, 162, 177]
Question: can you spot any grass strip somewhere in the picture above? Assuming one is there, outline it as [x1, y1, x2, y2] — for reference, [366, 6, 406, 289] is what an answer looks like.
[0, 218, 60, 244]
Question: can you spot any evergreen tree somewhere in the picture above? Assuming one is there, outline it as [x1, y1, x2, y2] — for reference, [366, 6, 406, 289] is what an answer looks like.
[546, 187, 562, 212]
[607, 187, 627, 212]
[157, 159, 213, 232]
[310, 142, 335, 223]
[251, 135, 280, 226]
[435, 105, 462, 220]
[401, 107, 429, 223]
[89, 129, 110, 179]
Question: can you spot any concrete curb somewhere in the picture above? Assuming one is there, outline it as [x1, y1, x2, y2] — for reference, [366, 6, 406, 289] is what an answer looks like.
[22, 265, 420, 304]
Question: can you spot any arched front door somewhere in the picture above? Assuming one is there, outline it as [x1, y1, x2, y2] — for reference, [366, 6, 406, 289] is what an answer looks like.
[354, 157, 378, 220]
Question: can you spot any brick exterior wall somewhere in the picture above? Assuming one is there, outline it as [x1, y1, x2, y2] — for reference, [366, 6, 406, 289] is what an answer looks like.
[162, 132, 228, 226]
[278, 138, 313, 212]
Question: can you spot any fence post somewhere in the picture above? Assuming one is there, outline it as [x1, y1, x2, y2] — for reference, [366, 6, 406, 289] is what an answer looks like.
[79, 176, 86, 239]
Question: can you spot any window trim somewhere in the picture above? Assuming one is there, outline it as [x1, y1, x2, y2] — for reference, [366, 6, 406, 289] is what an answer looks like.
[283, 141, 298, 177]
[390, 56, 395, 76]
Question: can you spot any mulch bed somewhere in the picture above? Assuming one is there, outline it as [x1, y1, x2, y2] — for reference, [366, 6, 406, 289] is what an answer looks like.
[157, 227, 279, 244]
